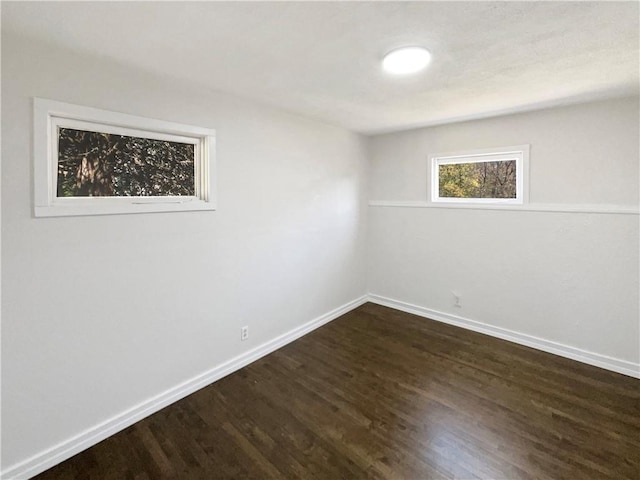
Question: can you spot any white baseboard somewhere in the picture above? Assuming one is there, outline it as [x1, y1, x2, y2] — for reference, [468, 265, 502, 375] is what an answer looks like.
[1, 295, 368, 480]
[5, 293, 636, 479]
[368, 294, 640, 379]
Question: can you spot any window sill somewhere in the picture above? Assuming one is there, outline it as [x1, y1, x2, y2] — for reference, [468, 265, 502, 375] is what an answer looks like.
[368, 200, 639, 215]
[35, 200, 216, 218]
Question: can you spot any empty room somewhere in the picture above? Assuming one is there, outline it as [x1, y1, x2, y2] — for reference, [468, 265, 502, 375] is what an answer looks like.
[1, 1, 638, 479]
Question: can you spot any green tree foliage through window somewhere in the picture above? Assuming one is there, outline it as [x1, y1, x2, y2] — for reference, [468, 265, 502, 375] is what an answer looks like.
[439, 160, 516, 199]
[57, 128, 195, 197]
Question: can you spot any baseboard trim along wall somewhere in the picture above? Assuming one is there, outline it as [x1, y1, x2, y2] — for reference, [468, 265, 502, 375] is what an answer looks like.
[368, 294, 640, 379]
[2, 295, 368, 480]
[5, 293, 637, 478]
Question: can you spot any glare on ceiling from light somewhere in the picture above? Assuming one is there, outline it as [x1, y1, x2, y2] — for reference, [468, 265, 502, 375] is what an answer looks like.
[382, 46, 431, 75]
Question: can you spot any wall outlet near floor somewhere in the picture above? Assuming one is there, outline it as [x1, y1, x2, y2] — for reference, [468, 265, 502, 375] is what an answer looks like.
[241, 326, 249, 341]
[452, 292, 462, 308]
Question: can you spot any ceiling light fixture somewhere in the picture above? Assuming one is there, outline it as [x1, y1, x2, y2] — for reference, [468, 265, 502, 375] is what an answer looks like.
[382, 46, 431, 75]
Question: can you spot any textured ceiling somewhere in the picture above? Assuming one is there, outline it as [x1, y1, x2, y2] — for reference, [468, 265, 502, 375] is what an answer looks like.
[3, 2, 639, 134]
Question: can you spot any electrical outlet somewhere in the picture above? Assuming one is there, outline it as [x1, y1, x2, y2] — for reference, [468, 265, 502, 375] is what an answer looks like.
[452, 292, 462, 308]
[241, 326, 249, 341]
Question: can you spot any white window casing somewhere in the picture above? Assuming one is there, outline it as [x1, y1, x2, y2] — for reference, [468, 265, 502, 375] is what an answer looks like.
[33, 98, 217, 217]
[430, 144, 529, 206]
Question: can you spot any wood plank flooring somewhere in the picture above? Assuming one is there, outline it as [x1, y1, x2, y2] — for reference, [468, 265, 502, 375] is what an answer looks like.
[34, 303, 639, 479]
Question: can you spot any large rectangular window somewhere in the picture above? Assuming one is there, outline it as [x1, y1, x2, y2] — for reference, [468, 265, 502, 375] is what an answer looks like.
[34, 98, 216, 217]
[430, 145, 529, 205]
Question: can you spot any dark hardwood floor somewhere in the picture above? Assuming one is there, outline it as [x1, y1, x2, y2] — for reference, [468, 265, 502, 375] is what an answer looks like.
[34, 303, 639, 479]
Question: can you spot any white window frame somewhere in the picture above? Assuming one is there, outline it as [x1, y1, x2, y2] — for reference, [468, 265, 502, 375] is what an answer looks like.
[430, 145, 529, 205]
[33, 98, 217, 217]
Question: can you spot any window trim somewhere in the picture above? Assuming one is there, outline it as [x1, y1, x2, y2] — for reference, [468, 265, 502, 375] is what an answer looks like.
[429, 145, 529, 205]
[33, 98, 217, 217]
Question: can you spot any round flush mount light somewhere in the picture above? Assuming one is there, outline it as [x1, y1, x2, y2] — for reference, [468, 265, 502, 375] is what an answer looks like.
[382, 46, 432, 75]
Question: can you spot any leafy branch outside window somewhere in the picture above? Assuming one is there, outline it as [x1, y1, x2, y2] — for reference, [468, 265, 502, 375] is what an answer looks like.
[438, 160, 516, 199]
[57, 128, 195, 197]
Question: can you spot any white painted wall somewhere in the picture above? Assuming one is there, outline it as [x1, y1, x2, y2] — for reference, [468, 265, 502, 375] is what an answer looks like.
[1, 33, 368, 474]
[370, 98, 639, 205]
[368, 97, 640, 373]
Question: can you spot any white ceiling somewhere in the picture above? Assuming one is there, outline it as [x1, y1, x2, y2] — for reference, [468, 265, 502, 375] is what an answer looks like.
[3, 2, 639, 134]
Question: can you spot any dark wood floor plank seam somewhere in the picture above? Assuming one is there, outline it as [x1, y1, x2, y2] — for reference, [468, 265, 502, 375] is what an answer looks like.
[291, 347, 622, 478]
[327, 310, 640, 430]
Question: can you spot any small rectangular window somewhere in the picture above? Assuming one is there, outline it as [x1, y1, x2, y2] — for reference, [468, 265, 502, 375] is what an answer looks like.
[430, 145, 529, 205]
[34, 98, 216, 217]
